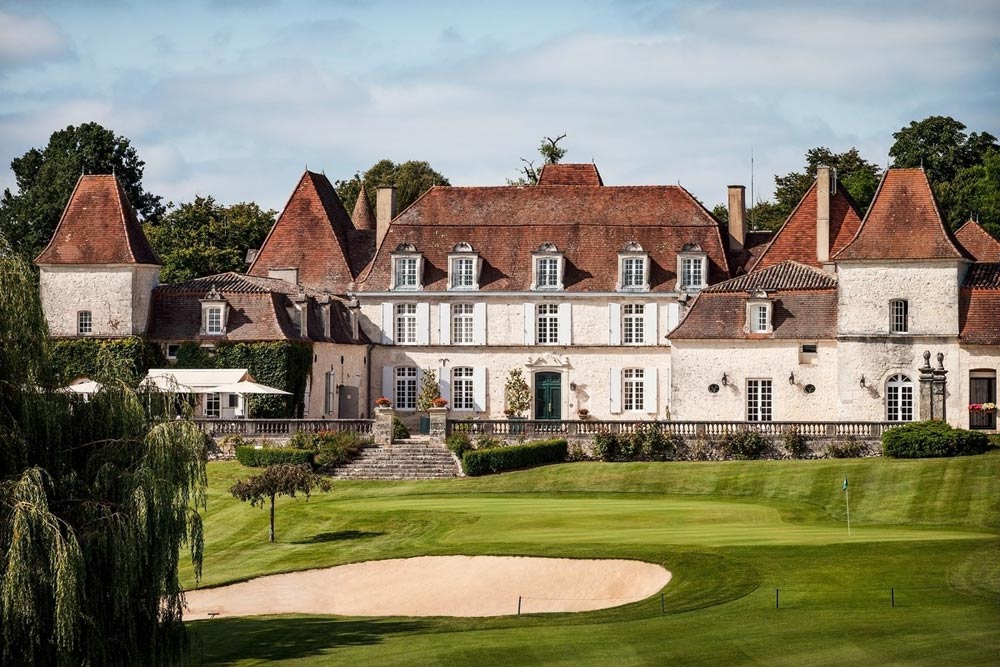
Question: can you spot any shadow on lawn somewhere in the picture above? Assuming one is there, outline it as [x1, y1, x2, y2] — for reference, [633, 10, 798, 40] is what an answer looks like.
[187, 616, 427, 666]
[294, 530, 384, 544]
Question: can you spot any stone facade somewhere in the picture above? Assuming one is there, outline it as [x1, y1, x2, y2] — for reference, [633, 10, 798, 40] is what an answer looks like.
[306, 342, 370, 419]
[39, 264, 159, 337]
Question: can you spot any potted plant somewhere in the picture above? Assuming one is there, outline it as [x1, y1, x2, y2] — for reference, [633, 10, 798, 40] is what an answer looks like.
[577, 408, 590, 420]
[375, 397, 392, 408]
[504, 369, 531, 434]
[432, 396, 449, 408]
[416, 368, 441, 435]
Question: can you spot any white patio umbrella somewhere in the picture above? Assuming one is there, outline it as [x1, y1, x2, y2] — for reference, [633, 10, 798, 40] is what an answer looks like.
[206, 380, 291, 418]
[58, 379, 103, 395]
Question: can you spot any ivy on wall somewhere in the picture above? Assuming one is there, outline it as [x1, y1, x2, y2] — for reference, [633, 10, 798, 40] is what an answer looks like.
[50, 337, 163, 385]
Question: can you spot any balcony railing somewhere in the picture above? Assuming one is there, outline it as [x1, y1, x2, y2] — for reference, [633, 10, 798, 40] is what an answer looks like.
[194, 418, 373, 437]
[448, 420, 901, 439]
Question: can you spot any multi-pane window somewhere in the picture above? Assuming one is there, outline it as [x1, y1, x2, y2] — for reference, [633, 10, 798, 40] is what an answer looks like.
[451, 304, 475, 344]
[746, 379, 773, 422]
[536, 258, 560, 288]
[395, 303, 417, 344]
[890, 299, 908, 334]
[206, 307, 223, 334]
[622, 304, 644, 344]
[682, 257, 703, 290]
[451, 257, 475, 289]
[205, 393, 221, 418]
[621, 257, 645, 289]
[537, 304, 560, 344]
[751, 305, 769, 333]
[886, 374, 914, 422]
[395, 367, 418, 410]
[394, 257, 419, 289]
[623, 368, 645, 411]
[452, 367, 475, 410]
[77, 310, 92, 335]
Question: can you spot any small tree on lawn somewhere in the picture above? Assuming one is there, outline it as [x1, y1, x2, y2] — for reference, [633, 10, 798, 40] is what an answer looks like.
[505, 368, 531, 417]
[229, 464, 331, 542]
[415, 368, 440, 412]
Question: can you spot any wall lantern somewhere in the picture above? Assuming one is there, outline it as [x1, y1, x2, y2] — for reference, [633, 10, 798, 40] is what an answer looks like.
[859, 375, 866, 388]
[788, 372, 796, 385]
[570, 382, 577, 391]
[721, 372, 729, 387]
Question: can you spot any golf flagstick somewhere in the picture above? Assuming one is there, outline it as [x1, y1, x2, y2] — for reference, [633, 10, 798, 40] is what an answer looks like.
[843, 477, 851, 537]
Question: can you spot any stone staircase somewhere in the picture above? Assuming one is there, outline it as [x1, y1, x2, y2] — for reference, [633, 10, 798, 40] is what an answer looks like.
[330, 437, 462, 480]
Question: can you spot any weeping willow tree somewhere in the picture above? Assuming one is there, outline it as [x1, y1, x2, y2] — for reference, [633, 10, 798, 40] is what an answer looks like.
[0, 241, 207, 665]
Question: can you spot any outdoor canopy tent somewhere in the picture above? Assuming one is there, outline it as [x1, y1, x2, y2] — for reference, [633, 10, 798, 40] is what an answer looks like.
[141, 368, 253, 393]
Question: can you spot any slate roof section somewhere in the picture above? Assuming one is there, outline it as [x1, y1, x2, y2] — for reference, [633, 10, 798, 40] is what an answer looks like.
[834, 168, 971, 261]
[35, 174, 160, 265]
[752, 179, 863, 270]
[248, 171, 372, 293]
[964, 262, 1000, 288]
[536, 163, 604, 186]
[355, 183, 731, 292]
[704, 260, 837, 293]
[728, 230, 774, 275]
[955, 220, 1000, 263]
[668, 290, 838, 340]
[149, 272, 359, 344]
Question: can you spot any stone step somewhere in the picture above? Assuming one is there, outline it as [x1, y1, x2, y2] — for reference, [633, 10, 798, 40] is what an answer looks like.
[331, 442, 461, 480]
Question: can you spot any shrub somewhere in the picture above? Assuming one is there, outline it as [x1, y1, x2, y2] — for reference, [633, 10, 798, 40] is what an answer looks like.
[462, 438, 568, 476]
[446, 431, 472, 458]
[784, 429, 810, 459]
[593, 427, 679, 462]
[593, 432, 618, 462]
[236, 446, 314, 467]
[882, 420, 990, 458]
[827, 437, 865, 459]
[314, 430, 368, 467]
[287, 430, 318, 450]
[474, 435, 503, 450]
[722, 429, 768, 460]
[220, 433, 255, 449]
[393, 417, 410, 440]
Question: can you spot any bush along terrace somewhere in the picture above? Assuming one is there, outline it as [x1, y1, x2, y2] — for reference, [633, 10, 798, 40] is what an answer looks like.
[462, 438, 568, 476]
[882, 420, 991, 458]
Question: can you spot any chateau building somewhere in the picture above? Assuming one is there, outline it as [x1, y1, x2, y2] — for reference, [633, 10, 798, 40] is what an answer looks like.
[35, 161, 1000, 431]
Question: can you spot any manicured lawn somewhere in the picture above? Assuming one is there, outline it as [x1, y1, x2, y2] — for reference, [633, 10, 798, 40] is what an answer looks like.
[185, 454, 1000, 666]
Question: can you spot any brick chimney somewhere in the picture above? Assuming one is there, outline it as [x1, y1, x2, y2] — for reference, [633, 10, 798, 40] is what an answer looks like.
[727, 185, 746, 252]
[816, 166, 831, 264]
[376, 186, 396, 249]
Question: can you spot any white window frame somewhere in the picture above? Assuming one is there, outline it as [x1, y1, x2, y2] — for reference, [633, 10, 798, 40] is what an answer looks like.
[536, 303, 560, 344]
[622, 304, 645, 345]
[394, 367, 418, 410]
[745, 292, 773, 334]
[886, 374, 915, 422]
[531, 244, 564, 290]
[451, 303, 475, 344]
[452, 367, 475, 411]
[677, 252, 707, 292]
[447, 249, 480, 291]
[618, 254, 649, 292]
[395, 303, 418, 344]
[206, 307, 223, 335]
[746, 378, 773, 422]
[166, 343, 179, 360]
[204, 392, 221, 418]
[623, 368, 645, 412]
[890, 299, 908, 334]
[77, 310, 92, 335]
[390, 249, 423, 291]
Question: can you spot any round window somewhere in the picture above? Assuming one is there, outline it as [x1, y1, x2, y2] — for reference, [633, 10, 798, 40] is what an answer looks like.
[708, 383, 720, 394]
[804, 384, 816, 394]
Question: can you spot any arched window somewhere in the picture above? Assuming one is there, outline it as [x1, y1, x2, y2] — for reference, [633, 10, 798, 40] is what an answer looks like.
[886, 374, 914, 422]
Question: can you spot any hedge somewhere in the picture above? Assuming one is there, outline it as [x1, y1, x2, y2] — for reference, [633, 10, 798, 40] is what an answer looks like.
[51, 336, 163, 385]
[882, 420, 990, 458]
[235, 446, 315, 467]
[462, 438, 568, 476]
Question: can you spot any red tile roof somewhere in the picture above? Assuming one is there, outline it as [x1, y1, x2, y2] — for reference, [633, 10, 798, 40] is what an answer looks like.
[834, 168, 970, 261]
[965, 262, 1000, 288]
[248, 171, 372, 293]
[35, 174, 160, 265]
[351, 183, 375, 231]
[669, 290, 838, 340]
[955, 220, 1000, 263]
[752, 179, 863, 270]
[356, 184, 731, 292]
[959, 286, 1000, 345]
[705, 260, 837, 293]
[537, 163, 604, 186]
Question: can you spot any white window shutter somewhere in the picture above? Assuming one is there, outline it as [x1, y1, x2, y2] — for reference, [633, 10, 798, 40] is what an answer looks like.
[644, 367, 658, 413]
[609, 367, 622, 414]
[558, 302, 572, 345]
[439, 366, 451, 403]
[416, 303, 430, 345]
[609, 303, 622, 345]
[523, 303, 535, 345]
[439, 303, 451, 346]
[473, 367, 487, 411]
[381, 303, 395, 344]
[662, 368, 670, 413]
[667, 302, 680, 333]
[381, 366, 394, 402]
[473, 302, 487, 345]
[644, 302, 658, 346]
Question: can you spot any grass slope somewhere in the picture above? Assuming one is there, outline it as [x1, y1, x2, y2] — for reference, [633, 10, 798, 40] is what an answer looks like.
[185, 454, 1000, 667]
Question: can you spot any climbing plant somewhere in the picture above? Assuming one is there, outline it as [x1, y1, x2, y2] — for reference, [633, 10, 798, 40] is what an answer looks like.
[50, 336, 163, 385]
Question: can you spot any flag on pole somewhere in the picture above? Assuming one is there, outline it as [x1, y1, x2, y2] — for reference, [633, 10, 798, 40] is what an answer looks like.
[843, 478, 848, 491]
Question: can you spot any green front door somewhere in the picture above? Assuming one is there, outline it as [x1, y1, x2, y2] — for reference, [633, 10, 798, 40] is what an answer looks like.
[534, 372, 562, 420]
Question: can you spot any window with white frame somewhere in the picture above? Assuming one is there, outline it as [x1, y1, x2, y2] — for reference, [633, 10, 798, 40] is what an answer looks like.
[890, 299, 908, 334]
[746, 379, 773, 422]
[450, 256, 476, 289]
[681, 257, 703, 290]
[77, 310, 92, 335]
[206, 307, 223, 335]
[621, 257, 646, 290]
[752, 304, 768, 333]
[452, 367, 475, 410]
[745, 291, 773, 334]
[205, 393, 221, 418]
[394, 256, 419, 289]
[623, 368, 645, 411]
[622, 304, 644, 344]
[395, 303, 417, 344]
[886, 374, 914, 422]
[537, 304, 560, 344]
[394, 367, 418, 410]
[451, 304, 475, 344]
[536, 257, 560, 288]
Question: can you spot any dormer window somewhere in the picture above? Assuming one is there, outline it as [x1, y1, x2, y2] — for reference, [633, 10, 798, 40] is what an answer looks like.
[618, 241, 650, 291]
[745, 290, 773, 334]
[448, 242, 481, 290]
[890, 299, 908, 334]
[391, 242, 423, 291]
[532, 242, 564, 290]
[200, 286, 229, 336]
[677, 243, 707, 293]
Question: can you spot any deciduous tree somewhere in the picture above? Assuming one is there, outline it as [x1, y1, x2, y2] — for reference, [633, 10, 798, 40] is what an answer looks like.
[336, 160, 450, 216]
[889, 115, 998, 185]
[230, 464, 331, 543]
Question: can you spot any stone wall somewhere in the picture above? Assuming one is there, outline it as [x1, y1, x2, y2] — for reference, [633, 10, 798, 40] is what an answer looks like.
[40, 264, 159, 336]
[307, 342, 370, 419]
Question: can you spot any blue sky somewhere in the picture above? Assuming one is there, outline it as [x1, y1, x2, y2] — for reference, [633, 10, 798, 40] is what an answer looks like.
[1, 0, 998, 212]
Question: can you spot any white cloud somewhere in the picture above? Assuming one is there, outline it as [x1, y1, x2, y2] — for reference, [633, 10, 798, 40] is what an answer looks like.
[0, 11, 71, 66]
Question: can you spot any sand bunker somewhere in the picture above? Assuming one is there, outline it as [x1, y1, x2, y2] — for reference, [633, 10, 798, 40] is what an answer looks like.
[185, 556, 670, 619]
